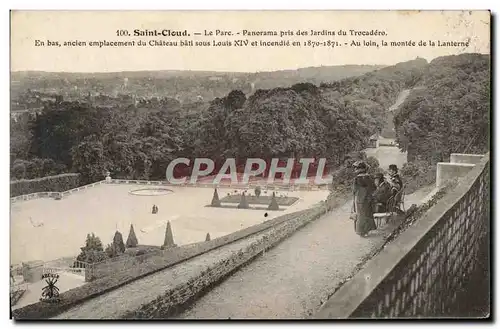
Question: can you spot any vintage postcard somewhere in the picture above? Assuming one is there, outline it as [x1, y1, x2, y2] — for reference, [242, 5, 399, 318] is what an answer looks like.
[9, 10, 491, 320]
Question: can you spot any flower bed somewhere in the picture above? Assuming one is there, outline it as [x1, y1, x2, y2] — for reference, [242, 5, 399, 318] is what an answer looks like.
[10, 173, 81, 197]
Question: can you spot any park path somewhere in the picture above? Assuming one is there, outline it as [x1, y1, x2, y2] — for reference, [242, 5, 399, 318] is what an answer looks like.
[176, 184, 433, 319]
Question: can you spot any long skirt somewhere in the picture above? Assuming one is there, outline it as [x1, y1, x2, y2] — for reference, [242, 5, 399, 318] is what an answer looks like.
[354, 201, 377, 235]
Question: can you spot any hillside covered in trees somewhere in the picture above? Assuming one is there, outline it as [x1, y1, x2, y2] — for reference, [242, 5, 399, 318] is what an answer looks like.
[394, 53, 490, 163]
[10, 54, 490, 186]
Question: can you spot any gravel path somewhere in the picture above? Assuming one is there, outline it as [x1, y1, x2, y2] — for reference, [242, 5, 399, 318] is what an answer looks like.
[53, 228, 275, 319]
[177, 186, 433, 319]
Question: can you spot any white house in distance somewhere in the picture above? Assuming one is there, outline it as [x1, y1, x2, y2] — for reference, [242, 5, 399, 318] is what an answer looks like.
[368, 133, 398, 148]
[368, 134, 379, 148]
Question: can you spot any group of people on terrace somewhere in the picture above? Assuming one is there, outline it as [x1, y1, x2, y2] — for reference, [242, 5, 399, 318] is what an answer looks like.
[351, 161, 404, 237]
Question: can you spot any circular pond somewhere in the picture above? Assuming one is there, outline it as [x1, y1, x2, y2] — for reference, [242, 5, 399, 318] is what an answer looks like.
[129, 188, 174, 196]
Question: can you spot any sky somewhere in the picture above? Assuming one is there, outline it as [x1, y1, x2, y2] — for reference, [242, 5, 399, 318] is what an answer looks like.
[10, 10, 490, 73]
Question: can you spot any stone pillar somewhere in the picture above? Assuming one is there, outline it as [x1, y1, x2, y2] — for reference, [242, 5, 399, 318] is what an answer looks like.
[163, 221, 177, 249]
[436, 163, 475, 188]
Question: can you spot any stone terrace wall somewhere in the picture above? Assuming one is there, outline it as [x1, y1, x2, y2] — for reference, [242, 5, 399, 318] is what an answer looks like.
[315, 154, 490, 318]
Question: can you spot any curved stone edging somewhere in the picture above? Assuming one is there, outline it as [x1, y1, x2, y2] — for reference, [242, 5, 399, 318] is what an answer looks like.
[128, 188, 174, 196]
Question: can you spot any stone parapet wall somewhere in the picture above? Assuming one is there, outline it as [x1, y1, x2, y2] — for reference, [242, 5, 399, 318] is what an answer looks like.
[10, 180, 106, 203]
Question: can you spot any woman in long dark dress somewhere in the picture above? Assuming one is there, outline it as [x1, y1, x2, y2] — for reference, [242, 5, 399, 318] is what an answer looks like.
[352, 161, 377, 237]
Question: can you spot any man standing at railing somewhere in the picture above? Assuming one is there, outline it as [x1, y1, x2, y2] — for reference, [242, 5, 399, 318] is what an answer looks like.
[387, 164, 404, 214]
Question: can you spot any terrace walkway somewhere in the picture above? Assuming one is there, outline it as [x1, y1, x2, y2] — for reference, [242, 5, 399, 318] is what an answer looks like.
[177, 185, 433, 319]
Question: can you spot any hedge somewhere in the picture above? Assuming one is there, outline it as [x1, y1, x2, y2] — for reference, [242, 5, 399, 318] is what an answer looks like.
[10, 173, 81, 197]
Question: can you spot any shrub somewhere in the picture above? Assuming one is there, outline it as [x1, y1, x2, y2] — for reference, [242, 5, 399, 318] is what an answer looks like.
[112, 231, 126, 254]
[10, 158, 68, 181]
[126, 224, 138, 248]
[74, 233, 107, 266]
[366, 156, 381, 173]
[267, 192, 280, 211]
[254, 186, 261, 197]
[105, 243, 119, 258]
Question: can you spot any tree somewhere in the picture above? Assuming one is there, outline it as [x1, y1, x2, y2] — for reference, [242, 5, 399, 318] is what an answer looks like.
[267, 192, 280, 211]
[112, 231, 126, 254]
[126, 224, 138, 248]
[223, 90, 246, 110]
[394, 53, 489, 165]
[70, 136, 109, 184]
[105, 243, 119, 258]
[162, 221, 176, 249]
[238, 192, 250, 209]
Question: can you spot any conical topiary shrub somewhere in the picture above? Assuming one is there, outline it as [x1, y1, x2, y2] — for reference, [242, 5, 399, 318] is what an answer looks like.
[211, 188, 221, 207]
[255, 186, 262, 197]
[237, 192, 250, 209]
[126, 224, 138, 248]
[162, 221, 176, 249]
[112, 231, 126, 254]
[205, 233, 211, 241]
[267, 192, 280, 211]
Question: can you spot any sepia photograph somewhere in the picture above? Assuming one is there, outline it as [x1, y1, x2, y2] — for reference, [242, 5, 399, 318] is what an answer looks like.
[8, 10, 491, 320]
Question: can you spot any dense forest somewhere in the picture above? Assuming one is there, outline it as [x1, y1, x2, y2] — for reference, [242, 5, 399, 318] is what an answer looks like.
[394, 53, 490, 163]
[10, 54, 490, 187]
